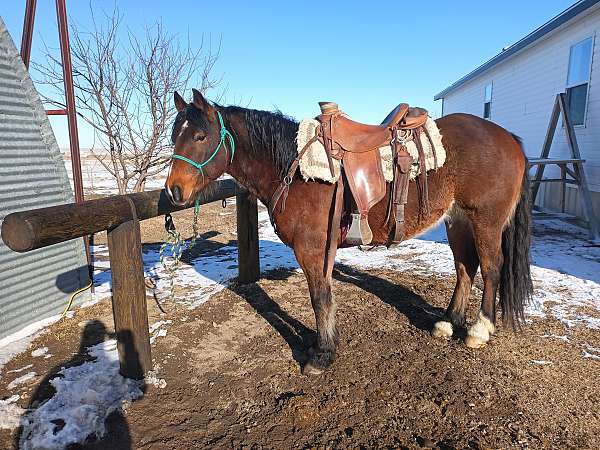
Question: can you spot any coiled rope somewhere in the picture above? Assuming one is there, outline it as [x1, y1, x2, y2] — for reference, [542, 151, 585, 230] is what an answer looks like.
[158, 199, 201, 302]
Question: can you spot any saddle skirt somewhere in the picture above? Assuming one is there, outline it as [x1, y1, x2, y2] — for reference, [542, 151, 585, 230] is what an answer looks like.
[296, 116, 446, 184]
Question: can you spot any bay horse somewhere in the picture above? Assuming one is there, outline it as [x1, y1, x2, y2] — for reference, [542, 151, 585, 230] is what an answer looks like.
[166, 89, 533, 375]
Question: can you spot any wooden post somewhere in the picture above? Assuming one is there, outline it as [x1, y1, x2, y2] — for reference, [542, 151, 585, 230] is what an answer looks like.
[107, 210, 151, 379]
[236, 192, 260, 283]
[559, 164, 567, 213]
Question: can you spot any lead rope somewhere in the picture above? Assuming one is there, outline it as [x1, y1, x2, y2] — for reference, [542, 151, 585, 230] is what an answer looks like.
[158, 199, 201, 303]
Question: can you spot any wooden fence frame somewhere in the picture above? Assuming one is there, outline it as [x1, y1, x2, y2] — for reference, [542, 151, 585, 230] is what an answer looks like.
[1, 179, 260, 379]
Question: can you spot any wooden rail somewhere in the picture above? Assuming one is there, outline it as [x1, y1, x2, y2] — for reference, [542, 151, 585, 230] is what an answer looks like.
[1, 179, 260, 379]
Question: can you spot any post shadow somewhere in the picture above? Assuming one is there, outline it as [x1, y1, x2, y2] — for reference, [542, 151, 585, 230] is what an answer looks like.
[55, 265, 91, 295]
[15, 320, 146, 450]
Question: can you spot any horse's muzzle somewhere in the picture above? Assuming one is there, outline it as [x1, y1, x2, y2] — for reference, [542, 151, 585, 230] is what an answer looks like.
[165, 182, 188, 207]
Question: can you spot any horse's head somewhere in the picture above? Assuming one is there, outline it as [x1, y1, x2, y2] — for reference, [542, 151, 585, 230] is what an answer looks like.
[166, 89, 234, 206]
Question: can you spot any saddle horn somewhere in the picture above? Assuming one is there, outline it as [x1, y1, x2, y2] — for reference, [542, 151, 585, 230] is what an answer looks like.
[319, 101, 339, 115]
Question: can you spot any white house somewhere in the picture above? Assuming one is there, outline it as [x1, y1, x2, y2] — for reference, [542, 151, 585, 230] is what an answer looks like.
[435, 0, 600, 220]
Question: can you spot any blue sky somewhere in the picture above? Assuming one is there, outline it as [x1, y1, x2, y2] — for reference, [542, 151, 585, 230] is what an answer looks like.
[2, 0, 575, 148]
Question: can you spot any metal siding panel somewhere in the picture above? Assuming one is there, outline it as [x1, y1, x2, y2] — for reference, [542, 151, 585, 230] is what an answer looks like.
[0, 18, 90, 340]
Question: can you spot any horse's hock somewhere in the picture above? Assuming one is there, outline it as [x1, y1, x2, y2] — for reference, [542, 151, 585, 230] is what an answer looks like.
[0, 179, 259, 379]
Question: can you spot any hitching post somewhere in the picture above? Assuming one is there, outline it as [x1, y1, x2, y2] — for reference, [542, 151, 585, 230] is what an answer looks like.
[106, 201, 152, 379]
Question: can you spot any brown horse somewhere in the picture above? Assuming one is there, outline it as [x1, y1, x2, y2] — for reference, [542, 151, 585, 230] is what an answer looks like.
[166, 89, 533, 375]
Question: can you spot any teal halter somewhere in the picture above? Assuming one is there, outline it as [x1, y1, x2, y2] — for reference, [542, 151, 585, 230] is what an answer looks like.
[171, 110, 235, 177]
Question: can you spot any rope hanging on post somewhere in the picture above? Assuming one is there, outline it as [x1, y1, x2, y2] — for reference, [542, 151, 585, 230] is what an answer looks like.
[158, 198, 201, 302]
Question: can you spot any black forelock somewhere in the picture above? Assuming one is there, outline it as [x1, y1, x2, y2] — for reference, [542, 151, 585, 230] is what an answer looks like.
[171, 104, 211, 143]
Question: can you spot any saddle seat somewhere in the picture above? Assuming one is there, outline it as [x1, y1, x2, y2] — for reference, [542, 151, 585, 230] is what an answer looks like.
[318, 102, 428, 155]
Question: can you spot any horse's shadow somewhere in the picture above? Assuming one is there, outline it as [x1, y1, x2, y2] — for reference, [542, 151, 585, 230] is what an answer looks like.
[333, 263, 444, 333]
[229, 269, 315, 367]
[228, 258, 444, 371]
[156, 232, 445, 367]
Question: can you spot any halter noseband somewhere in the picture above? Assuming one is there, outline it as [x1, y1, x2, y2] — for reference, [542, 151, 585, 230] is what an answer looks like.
[171, 110, 235, 177]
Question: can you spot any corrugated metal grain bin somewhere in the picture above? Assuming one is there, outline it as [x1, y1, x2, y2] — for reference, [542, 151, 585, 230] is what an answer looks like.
[0, 18, 90, 340]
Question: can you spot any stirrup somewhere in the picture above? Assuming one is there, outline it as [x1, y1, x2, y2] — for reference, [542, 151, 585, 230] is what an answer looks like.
[346, 213, 373, 245]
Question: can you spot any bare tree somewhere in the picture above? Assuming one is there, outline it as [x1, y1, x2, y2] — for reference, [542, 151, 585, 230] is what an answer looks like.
[35, 8, 221, 193]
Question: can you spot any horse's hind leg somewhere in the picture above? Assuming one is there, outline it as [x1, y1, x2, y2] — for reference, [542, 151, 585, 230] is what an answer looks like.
[464, 218, 504, 349]
[433, 207, 479, 339]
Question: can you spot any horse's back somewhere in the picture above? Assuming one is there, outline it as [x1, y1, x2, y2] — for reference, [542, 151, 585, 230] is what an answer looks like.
[368, 113, 527, 243]
[436, 113, 526, 168]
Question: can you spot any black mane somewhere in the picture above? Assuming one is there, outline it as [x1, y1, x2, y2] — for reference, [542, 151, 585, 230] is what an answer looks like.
[222, 105, 299, 180]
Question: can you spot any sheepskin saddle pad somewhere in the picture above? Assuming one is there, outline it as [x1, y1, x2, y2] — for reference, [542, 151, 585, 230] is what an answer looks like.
[296, 116, 445, 183]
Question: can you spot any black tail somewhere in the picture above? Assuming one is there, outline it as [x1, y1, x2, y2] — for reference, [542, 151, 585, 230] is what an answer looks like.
[499, 169, 534, 329]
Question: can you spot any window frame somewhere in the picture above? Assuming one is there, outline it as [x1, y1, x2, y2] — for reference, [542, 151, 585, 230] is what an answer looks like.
[483, 83, 493, 119]
[565, 35, 595, 127]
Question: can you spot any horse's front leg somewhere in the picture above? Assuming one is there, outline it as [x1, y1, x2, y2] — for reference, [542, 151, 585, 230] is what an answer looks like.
[302, 267, 339, 375]
[294, 221, 338, 375]
[290, 187, 342, 375]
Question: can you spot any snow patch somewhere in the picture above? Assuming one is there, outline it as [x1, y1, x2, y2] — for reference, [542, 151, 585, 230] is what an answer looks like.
[540, 334, 570, 342]
[8, 364, 34, 374]
[145, 371, 167, 389]
[149, 320, 172, 345]
[31, 347, 49, 358]
[0, 315, 60, 374]
[583, 351, 600, 361]
[531, 360, 553, 365]
[583, 346, 600, 361]
[0, 395, 25, 430]
[149, 320, 172, 334]
[19, 339, 143, 450]
[7, 371, 37, 390]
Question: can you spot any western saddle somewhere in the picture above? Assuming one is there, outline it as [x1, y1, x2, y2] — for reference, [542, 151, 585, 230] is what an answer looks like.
[270, 101, 432, 253]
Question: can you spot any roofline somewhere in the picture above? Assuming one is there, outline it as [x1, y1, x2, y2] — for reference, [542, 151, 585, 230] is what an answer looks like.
[433, 0, 600, 100]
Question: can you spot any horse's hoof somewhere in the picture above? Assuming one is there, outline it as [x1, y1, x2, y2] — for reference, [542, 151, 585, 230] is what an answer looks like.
[302, 347, 334, 375]
[465, 313, 495, 348]
[464, 335, 488, 349]
[302, 362, 325, 376]
[432, 320, 453, 339]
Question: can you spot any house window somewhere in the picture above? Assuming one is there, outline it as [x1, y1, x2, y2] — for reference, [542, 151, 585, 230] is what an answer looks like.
[483, 83, 492, 119]
[566, 37, 593, 126]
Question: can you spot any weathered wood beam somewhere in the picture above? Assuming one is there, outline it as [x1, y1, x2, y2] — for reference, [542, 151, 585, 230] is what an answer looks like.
[2, 179, 242, 252]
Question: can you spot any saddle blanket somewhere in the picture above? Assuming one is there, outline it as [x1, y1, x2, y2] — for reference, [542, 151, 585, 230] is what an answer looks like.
[296, 116, 446, 183]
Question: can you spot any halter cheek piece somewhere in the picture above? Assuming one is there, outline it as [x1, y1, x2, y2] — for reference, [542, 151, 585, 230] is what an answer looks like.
[171, 110, 236, 178]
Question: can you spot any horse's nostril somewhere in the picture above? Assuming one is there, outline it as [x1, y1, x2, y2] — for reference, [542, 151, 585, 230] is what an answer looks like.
[172, 185, 183, 203]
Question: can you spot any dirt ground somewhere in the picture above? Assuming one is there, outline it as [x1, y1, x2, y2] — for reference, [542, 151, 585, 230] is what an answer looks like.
[2, 202, 600, 449]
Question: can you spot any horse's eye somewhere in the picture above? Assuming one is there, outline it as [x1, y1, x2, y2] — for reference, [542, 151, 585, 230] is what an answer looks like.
[194, 133, 206, 142]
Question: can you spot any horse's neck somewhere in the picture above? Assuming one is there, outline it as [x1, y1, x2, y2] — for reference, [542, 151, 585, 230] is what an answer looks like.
[226, 113, 281, 206]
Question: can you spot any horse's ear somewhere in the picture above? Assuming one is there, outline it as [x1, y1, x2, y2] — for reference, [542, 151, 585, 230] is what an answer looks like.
[174, 91, 186, 112]
[192, 88, 211, 112]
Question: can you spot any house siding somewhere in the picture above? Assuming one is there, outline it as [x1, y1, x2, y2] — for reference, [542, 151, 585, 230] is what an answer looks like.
[440, 5, 600, 218]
